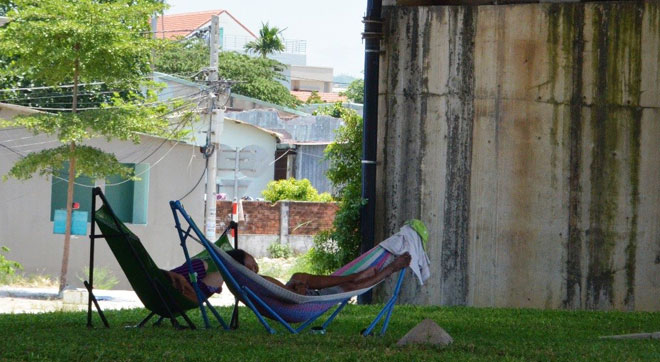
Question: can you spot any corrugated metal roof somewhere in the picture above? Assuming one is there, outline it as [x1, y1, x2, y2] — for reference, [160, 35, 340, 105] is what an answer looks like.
[224, 117, 284, 142]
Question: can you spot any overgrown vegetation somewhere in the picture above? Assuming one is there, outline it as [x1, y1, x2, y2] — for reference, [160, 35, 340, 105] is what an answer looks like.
[0, 246, 22, 283]
[153, 38, 300, 108]
[262, 178, 333, 203]
[76, 266, 118, 290]
[341, 78, 364, 104]
[1, 306, 659, 361]
[0, 272, 57, 288]
[266, 243, 294, 259]
[307, 103, 363, 274]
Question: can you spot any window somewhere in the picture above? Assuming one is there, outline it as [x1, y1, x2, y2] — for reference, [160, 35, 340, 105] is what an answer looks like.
[49, 163, 150, 225]
[105, 163, 150, 225]
[50, 168, 94, 222]
[274, 149, 289, 180]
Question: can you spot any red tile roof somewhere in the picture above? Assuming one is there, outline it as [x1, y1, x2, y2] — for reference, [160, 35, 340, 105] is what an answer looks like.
[155, 10, 256, 40]
[291, 91, 348, 104]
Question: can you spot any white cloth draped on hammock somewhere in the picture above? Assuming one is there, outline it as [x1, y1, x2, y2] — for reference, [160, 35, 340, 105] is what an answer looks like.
[379, 225, 431, 285]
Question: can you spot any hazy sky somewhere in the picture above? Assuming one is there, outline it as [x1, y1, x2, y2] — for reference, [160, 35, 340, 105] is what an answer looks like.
[164, 0, 367, 78]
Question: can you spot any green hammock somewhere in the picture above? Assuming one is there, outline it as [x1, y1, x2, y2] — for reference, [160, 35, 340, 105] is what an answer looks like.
[91, 189, 230, 329]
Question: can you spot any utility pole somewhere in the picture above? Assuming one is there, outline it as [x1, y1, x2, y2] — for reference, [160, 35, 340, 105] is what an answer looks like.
[204, 15, 224, 242]
[202, 16, 237, 329]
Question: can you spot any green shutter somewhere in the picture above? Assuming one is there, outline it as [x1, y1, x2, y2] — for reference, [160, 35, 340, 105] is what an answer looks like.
[50, 165, 94, 222]
[132, 163, 149, 224]
[105, 163, 149, 224]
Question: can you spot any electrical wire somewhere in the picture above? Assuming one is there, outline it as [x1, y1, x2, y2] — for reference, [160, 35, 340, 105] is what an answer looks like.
[0, 82, 106, 92]
[177, 156, 207, 201]
[0, 82, 200, 99]
[268, 148, 292, 166]
[24, 90, 204, 111]
[0, 91, 206, 186]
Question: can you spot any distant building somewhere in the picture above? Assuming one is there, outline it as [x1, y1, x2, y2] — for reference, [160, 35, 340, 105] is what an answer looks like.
[154, 73, 346, 195]
[155, 10, 306, 66]
[226, 109, 345, 194]
[155, 9, 256, 45]
[155, 10, 335, 94]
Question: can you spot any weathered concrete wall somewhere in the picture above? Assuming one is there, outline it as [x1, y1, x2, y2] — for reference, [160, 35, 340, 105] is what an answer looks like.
[376, 1, 660, 311]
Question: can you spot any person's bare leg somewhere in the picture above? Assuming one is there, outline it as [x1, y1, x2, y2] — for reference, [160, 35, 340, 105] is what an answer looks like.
[289, 266, 377, 290]
[337, 253, 411, 292]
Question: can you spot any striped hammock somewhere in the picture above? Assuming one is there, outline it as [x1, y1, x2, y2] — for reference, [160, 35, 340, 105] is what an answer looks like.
[170, 199, 411, 334]
[202, 235, 395, 323]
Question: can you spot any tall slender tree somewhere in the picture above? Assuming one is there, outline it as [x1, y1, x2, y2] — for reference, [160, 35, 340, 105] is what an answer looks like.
[244, 22, 286, 58]
[0, 0, 191, 294]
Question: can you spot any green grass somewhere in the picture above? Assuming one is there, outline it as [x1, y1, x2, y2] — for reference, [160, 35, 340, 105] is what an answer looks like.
[0, 306, 658, 361]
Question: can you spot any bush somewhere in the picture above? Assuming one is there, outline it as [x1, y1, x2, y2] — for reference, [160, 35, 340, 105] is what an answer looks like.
[306, 91, 323, 104]
[2, 273, 56, 287]
[340, 79, 364, 104]
[262, 178, 333, 203]
[77, 266, 119, 290]
[0, 246, 22, 283]
[308, 104, 364, 273]
[267, 242, 293, 259]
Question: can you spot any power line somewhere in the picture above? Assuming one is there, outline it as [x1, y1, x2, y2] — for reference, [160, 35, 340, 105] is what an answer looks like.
[177, 157, 207, 201]
[0, 82, 106, 93]
[0, 84, 204, 108]
[21, 90, 204, 111]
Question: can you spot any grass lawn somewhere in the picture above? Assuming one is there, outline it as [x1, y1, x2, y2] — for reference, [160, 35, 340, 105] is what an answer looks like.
[0, 305, 658, 361]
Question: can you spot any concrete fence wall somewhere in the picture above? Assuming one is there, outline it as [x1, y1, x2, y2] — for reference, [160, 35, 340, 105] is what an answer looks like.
[376, 1, 660, 311]
[215, 200, 338, 256]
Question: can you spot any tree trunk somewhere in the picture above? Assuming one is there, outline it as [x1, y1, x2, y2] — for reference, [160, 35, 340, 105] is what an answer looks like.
[58, 54, 80, 295]
[59, 143, 76, 294]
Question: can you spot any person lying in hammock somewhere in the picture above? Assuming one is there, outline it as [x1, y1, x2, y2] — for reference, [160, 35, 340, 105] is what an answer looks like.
[227, 249, 411, 296]
[164, 249, 244, 303]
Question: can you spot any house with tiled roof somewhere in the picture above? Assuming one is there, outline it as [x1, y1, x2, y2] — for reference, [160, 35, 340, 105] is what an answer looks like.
[155, 10, 256, 51]
[155, 10, 334, 95]
[291, 91, 347, 104]
[155, 10, 305, 65]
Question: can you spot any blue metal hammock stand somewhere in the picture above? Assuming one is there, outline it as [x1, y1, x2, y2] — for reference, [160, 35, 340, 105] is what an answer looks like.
[169, 199, 407, 336]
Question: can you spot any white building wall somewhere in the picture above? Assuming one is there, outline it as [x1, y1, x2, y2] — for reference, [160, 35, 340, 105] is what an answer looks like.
[215, 120, 277, 200]
[0, 129, 207, 290]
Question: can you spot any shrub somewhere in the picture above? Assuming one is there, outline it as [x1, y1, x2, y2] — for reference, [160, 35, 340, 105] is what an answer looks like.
[267, 242, 293, 259]
[3, 273, 57, 287]
[308, 104, 364, 273]
[262, 178, 333, 203]
[0, 246, 22, 283]
[306, 91, 323, 104]
[77, 266, 119, 290]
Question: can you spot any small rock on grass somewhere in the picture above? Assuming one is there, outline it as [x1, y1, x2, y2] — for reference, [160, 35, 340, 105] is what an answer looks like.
[396, 318, 453, 347]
